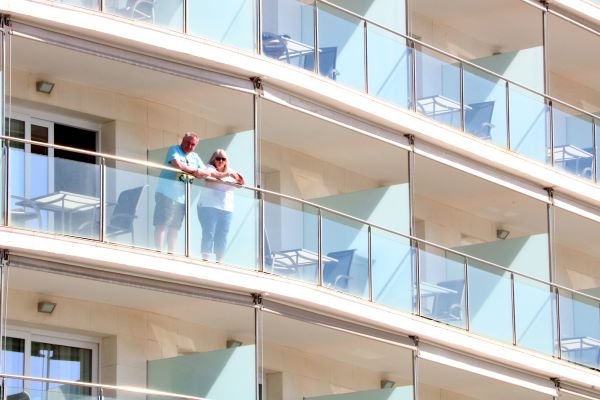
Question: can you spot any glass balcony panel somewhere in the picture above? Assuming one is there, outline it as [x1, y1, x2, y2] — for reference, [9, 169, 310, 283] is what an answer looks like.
[415, 48, 461, 129]
[463, 65, 508, 147]
[366, 25, 412, 109]
[551, 104, 594, 179]
[263, 312, 414, 400]
[559, 291, 600, 369]
[9, 147, 100, 237]
[322, 210, 369, 299]
[56, 0, 99, 10]
[467, 260, 513, 344]
[190, 181, 257, 269]
[189, 0, 256, 51]
[508, 86, 549, 163]
[264, 194, 319, 283]
[371, 228, 415, 313]
[317, 3, 366, 90]
[261, 0, 315, 71]
[418, 247, 466, 329]
[513, 276, 556, 356]
[105, 0, 182, 30]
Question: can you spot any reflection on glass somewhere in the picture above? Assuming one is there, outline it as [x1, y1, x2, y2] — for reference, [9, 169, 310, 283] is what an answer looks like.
[30, 342, 92, 400]
[559, 291, 600, 369]
[261, 0, 315, 71]
[415, 49, 461, 129]
[552, 105, 594, 179]
[105, 0, 183, 31]
[509, 85, 549, 163]
[263, 312, 414, 400]
[190, 182, 257, 269]
[2, 338, 25, 395]
[371, 228, 414, 313]
[467, 261, 512, 344]
[463, 65, 508, 147]
[55, 0, 99, 10]
[9, 148, 100, 237]
[322, 211, 369, 299]
[419, 248, 466, 328]
[189, 0, 256, 51]
[514, 276, 556, 356]
[367, 25, 412, 109]
[264, 194, 319, 283]
[317, 3, 365, 90]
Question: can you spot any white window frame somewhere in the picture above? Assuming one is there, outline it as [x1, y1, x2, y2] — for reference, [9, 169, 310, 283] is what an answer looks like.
[5, 325, 100, 388]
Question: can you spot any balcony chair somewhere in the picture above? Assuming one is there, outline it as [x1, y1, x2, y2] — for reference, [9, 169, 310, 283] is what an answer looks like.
[465, 101, 495, 140]
[77, 185, 146, 243]
[303, 46, 339, 80]
[428, 279, 465, 323]
[262, 32, 290, 62]
[323, 249, 356, 290]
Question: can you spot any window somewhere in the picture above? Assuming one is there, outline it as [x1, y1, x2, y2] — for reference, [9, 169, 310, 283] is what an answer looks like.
[2, 330, 98, 399]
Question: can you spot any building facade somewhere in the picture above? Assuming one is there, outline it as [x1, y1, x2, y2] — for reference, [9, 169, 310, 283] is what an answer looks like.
[0, 0, 599, 399]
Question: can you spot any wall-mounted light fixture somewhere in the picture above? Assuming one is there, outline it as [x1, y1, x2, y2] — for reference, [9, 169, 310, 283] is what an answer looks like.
[36, 80, 55, 94]
[380, 380, 396, 389]
[496, 229, 510, 240]
[37, 301, 56, 314]
[226, 339, 242, 348]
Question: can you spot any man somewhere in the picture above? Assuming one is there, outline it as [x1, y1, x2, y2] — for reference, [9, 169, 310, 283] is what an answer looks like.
[153, 132, 231, 253]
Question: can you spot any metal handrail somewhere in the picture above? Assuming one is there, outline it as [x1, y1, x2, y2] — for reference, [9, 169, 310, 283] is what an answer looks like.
[0, 373, 208, 400]
[1, 135, 598, 304]
[316, 0, 600, 123]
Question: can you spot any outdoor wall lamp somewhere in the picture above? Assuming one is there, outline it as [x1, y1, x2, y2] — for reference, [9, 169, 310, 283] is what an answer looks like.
[37, 301, 56, 314]
[36, 80, 55, 94]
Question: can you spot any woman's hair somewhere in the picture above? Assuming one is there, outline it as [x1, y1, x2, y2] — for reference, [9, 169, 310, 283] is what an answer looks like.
[208, 149, 229, 170]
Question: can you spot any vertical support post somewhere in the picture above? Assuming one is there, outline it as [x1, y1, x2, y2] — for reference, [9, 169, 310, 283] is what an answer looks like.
[2, 21, 8, 228]
[99, 157, 106, 242]
[511, 272, 517, 346]
[253, 90, 264, 272]
[592, 119, 597, 184]
[410, 40, 417, 113]
[505, 81, 511, 150]
[363, 20, 369, 94]
[253, 294, 263, 400]
[317, 208, 323, 286]
[546, 187, 555, 283]
[256, 0, 262, 55]
[460, 61, 465, 132]
[411, 336, 419, 400]
[0, 250, 8, 376]
[415, 241, 421, 316]
[542, 4, 549, 95]
[367, 225, 373, 302]
[183, 0, 189, 34]
[184, 178, 191, 257]
[548, 100, 554, 167]
[463, 257, 470, 331]
[313, 0, 319, 75]
[555, 286, 562, 360]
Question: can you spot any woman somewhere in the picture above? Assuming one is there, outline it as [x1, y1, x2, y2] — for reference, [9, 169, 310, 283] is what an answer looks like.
[197, 149, 245, 262]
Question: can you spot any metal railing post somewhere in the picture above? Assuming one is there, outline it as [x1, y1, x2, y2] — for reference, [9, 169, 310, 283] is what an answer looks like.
[555, 286, 562, 359]
[184, 179, 191, 257]
[99, 158, 106, 242]
[313, 0, 320, 75]
[506, 81, 511, 150]
[368, 225, 373, 302]
[414, 241, 421, 316]
[363, 20, 369, 93]
[511, 272, 517, 346]
[317, 208, 323, 286]
[549, 100, 554, 167]
[410, 40, 417, 113]
[463, 257, 470, 331]
[593, 119, 597, 183]
[460, 61, 465, 132]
